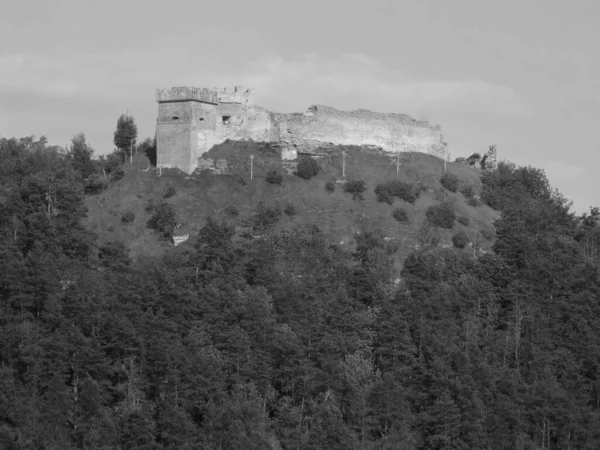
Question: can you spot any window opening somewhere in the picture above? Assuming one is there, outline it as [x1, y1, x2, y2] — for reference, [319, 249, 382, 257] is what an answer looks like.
[222, 115, 231, 125]
[199, 117, 205, 121]
[172, 115, 180, 120]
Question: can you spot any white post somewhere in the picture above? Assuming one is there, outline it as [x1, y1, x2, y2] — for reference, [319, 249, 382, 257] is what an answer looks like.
[342, 151, 346, 177]
[159, 166, 162, 177]
[250, 155, 254, 180]
[396, 152, 400, 174]
[130, 140, 133, 164]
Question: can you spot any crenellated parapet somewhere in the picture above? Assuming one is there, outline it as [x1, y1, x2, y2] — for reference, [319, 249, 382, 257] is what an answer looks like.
[213, 85, 255, 105]
[156, 87, 218, 104]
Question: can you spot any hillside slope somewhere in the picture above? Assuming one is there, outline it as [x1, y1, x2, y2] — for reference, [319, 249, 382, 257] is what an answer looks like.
[84, 142, 499, 273]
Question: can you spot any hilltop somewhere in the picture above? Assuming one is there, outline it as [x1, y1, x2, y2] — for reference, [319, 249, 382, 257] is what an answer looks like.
[84, 140, 499, 274]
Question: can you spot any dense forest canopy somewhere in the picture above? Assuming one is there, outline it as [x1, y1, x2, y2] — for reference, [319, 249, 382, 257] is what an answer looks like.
[1, 134, 600, 449]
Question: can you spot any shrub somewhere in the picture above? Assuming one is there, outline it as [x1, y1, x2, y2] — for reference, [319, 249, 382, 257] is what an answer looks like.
[440, 172, 459, 192]
[253, 202, 282, 230]
[481, 225, 495, 241]
[145, 199, 156, 213]
[109, 167, 125, 182]
[425, 202, 456, 229]
[460, 184, 475, 199]
[103, 152, 123, 174]
[147, 201, 177, 239]
[392, 207, 409, 223]
[266, 170, 283, 185]
[375, 188, 394, 205]
[284, 203, 298, 216]
[375, 180, 417, 204]
[163, 184, 176, 199]
[457, 216, 470, 226]
[386, 241, 400, 255]
[343, 180, 366, 200]
[224, 205, 239, 216]
[83, 175, 108, 195]
[452, 230, 470, 249]
[325, 181, 335, 193]
[121, 210, 135, 224]
[296, 156, 320, 180]
[467, 197, 479, 207]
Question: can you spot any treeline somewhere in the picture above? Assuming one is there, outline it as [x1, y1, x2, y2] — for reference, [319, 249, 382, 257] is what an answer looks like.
[1, 135, 600, 449]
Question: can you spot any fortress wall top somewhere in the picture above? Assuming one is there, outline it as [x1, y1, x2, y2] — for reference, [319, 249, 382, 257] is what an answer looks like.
[156, 86, 255, 105]
[211, 86, 255, 105]
[156, 87, 219, 104]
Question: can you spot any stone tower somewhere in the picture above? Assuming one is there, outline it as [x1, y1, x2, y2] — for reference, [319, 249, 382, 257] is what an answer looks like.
[155, 86, 219, 174]
[155, 86, 258, 174]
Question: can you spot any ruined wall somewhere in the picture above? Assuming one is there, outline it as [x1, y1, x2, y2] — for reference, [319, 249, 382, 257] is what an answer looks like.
[274, 105, 445, 158]
[156, 86, 448, 174]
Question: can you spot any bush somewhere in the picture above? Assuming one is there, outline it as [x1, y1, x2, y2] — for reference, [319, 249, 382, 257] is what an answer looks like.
[109, 167, 125, 182]
[253, 202, 282, 230]
[145, 199, 156, 214]
[460, 184, 475, 199]
[440, 172, 459, 192]
[386, 241, 400, 255]
[392, 208, 409, 223]
[147, 201, 177, 239]
[121, 210, 135, 224]
[296, 156, 320, 180]
[481, 225, 495, 241]
[467, 197, 480, 207]
[83, 175, 108, 195]
[325, 181, 335, 193]
[452, 230, 470, 249]
[375, 180, 417, 204]
[266, 170, 283, 186]
[343, 180, 366, 200]
[375, 188, 394, 205]
[163, 184, 176, 199]
[284, 203, 298, 216]
[457, 216, 470, 226]
[224, 205, 239, 216]
[425, 202, 456, 229]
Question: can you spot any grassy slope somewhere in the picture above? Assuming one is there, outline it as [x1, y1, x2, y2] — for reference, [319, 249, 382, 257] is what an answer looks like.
[84, 143, 499, 274]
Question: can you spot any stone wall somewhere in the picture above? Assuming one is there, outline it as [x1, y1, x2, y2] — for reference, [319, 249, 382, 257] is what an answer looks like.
[156, 102, 193, 170]
[274, 105, 445, 158]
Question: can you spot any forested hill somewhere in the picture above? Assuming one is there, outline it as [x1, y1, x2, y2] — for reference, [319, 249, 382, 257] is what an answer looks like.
[2, 135, 600, 449]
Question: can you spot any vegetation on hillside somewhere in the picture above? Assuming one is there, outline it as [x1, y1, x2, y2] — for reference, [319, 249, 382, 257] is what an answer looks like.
[2, 132, 599, 449]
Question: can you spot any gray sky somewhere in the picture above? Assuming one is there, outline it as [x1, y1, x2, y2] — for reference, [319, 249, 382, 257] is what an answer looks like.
[1, 0, 598, 212]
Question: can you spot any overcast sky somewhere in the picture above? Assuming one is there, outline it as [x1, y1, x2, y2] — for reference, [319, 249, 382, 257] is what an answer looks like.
[1, 0, 598, 212]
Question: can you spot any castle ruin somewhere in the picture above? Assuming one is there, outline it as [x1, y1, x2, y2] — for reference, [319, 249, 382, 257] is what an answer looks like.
[155, 86, 447, 174]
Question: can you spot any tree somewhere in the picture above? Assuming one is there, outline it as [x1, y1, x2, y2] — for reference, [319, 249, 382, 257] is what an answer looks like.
[68, 133, 96, 178]
[296, 156, 321, 180]
[113, 113, 138, 161]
